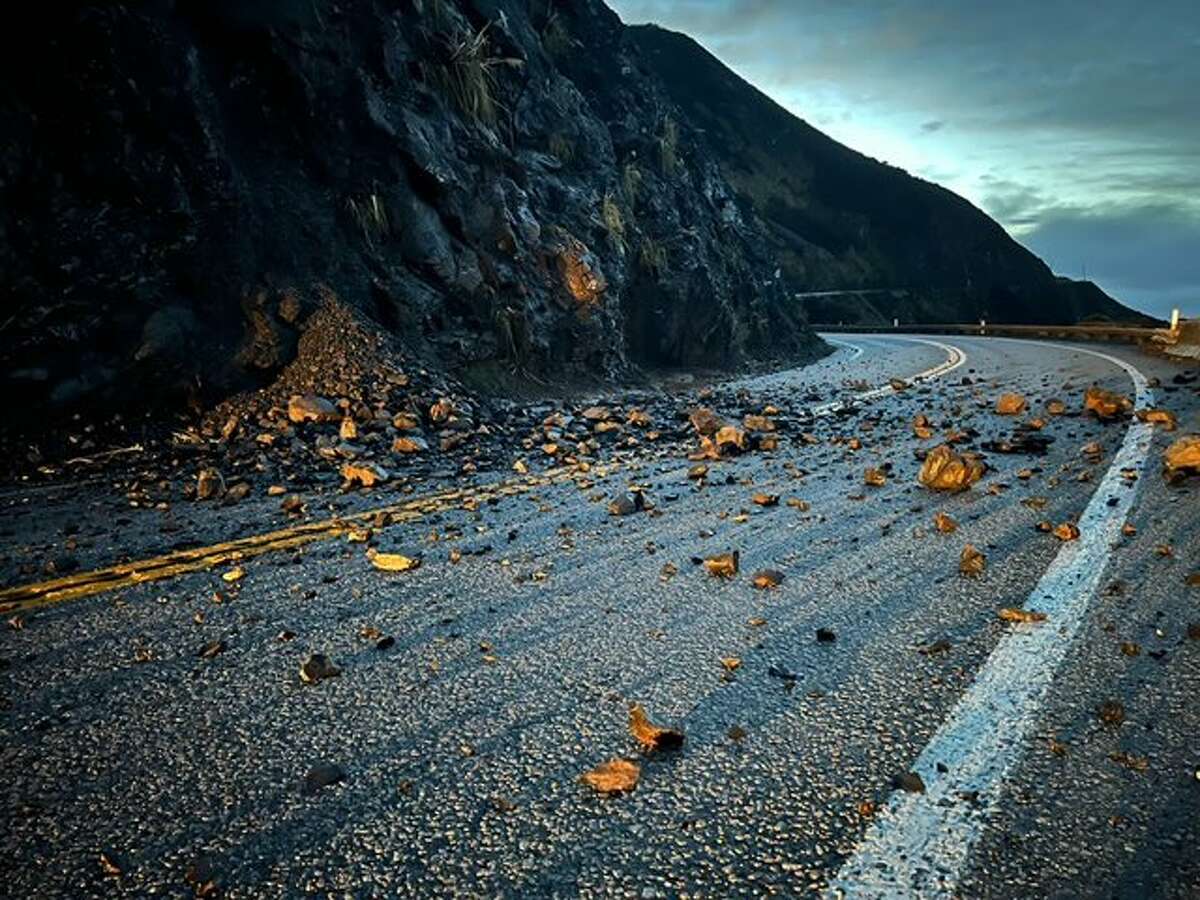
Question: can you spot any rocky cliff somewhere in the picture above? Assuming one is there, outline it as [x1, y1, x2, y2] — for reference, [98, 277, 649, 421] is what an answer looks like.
[630, 24, 1156, 328]
[0, 0, 824, 432]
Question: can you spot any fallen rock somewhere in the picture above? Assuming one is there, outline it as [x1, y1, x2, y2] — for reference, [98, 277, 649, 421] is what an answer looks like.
[995, 393, 1027, 415]
[1052, 522, 1080, 541]
[751, 569, 784, 589]
[689, 407, 723, 436]
[1164, 434, 1200, 480]
[341, 461, 388, 488]
[429, 398, 456, 424]
[392, 435, 429, 454]
[714, 425, 747, 455]
[628, 704, 685, 752]
[368, 551, 421, 572]
[299, 653, 341, 685]
[196, 467, 225, 500]
[703, 551, 739, 578]
[302, 762, 346, 795]
[981, 433, 1053, 455]
[1135, 408, 1178, 430]
[959, 544, 986, 577]
[919, 444, 985, 492]
[1084, 386, 1132, 420]
[1097, 699, 1126, 726]
[581, 758, 640, 794]
[743, 414, 776, 433]
[998, 607, 1046, 623]
[288, 394, 339, 424]
[225, 482, 251, 502]
[933, 512, 957, 534]
[196, 639, 227, 659]
[608, 491, 650, 516]
[768, 664, 798, 681]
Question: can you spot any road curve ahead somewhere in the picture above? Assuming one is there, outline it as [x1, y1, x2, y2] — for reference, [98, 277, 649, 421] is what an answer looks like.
[1, 336, 1198, 898]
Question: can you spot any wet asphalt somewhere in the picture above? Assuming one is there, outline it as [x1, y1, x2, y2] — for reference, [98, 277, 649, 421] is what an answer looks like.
[1, 336, 1197, 898]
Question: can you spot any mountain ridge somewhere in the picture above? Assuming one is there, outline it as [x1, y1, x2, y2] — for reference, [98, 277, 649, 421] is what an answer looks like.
[627, 22, 1156, 327]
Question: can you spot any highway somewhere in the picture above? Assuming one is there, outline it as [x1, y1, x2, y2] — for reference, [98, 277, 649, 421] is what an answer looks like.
[1, 335, 1197, 898]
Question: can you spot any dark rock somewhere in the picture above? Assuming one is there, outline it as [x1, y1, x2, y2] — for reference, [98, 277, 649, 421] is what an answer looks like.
[816, 628, 837, 643]
[302, 762, 345, 796]
[918, 639, 952, 656]
[608, 494, 639, 517]
[195, 467, 224, 500]
[196, 640, 226, 659]
[981, 434, 1053, 455]
[299, 653, 341, 685]
[1098, 699, 1126, 726]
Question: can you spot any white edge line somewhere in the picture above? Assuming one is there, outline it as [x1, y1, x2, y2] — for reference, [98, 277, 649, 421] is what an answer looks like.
[811, 337, 967, 417]
[823, 336, 866, 360]
[826, 340, 1156, 899]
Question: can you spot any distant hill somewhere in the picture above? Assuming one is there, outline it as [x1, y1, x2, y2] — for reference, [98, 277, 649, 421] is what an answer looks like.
[629, 24, 1157, 327]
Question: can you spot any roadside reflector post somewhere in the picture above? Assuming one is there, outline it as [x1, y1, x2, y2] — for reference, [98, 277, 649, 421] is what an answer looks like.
[979, 318, 987, 336]
[893, 317, 899, 329]
[1171, 307, 1180, 333]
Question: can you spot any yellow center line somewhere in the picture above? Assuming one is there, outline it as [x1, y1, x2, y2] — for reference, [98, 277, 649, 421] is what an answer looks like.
[0, 463, 613, 615]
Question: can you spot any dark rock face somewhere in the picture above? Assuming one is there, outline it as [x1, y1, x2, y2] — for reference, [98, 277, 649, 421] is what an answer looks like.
[0, 1, 824, 431]
[630, 24, 1158, 328]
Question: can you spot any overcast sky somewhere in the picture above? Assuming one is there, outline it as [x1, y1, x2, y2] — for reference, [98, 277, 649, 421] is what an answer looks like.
[608, 0, 1200, 318]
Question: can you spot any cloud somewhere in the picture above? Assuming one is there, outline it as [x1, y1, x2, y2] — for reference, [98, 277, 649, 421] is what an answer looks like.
[606, 0, 1200, 317]
[1017, 203, 1200, 317]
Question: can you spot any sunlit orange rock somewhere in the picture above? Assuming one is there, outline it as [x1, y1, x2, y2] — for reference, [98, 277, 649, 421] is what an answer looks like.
[743, 414, 776, 433]
[715, 425, 747, 455]
[1135, 408, 1178, 430]
[933, 511, 957, 533]
[960, 544, 986, 577]
[1084, 386, 1132, 420]
[628, 704, 685, 752]
[995, 393, 1027, 415]
[918, 444, 985, 492]
[1164, 434, 1200, 479]
[581, 758, 640, 793]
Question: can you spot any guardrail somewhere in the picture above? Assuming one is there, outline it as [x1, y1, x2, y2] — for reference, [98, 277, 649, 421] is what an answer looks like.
[813, 322, 1169, 345]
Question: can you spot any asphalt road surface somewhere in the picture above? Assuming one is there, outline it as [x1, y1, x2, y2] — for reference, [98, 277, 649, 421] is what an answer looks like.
[2, 335, 1198, 898]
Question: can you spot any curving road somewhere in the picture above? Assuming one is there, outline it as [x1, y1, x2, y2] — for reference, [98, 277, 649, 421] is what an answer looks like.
[1, 336, 1197, 898]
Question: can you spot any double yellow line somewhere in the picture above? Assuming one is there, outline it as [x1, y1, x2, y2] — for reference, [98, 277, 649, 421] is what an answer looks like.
[0, 463, 601, 616]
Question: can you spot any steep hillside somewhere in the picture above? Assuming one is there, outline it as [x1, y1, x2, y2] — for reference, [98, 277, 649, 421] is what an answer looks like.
[629, 24, 1155, 327]
[0, 1, 822, 432]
